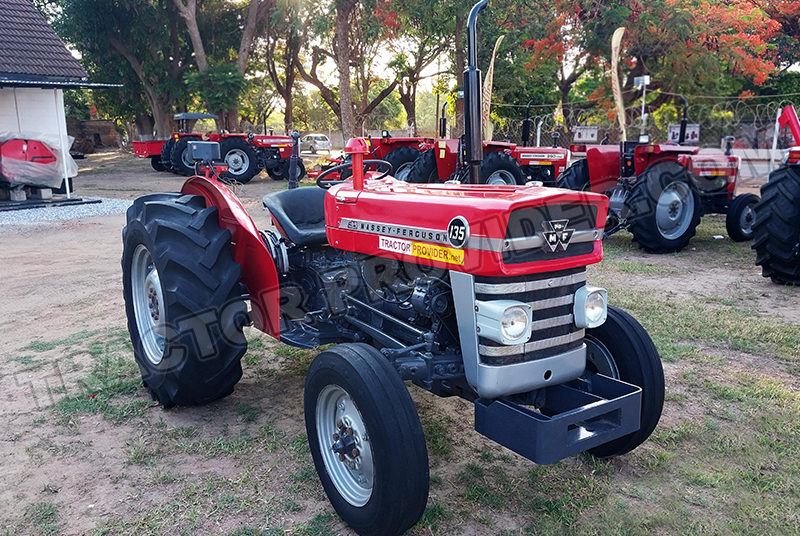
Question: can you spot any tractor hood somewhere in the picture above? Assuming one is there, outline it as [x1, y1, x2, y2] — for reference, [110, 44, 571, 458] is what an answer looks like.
[325, 178, 608, 277]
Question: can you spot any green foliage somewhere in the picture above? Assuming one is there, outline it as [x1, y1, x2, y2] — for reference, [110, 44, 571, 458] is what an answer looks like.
[186, 64, 249, 115]
[63, 89, 91, 120]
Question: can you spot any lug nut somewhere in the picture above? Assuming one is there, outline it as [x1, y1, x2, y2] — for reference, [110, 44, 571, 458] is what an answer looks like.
[351, 448, 360, 457]
[336, 420, 344, 429]
[338, 453, 346, 462]
[332, 433, 340, 441]
[346, 427, 353, 436]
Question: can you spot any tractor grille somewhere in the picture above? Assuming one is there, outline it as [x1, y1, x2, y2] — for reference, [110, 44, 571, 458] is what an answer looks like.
[475, 267, 586, 365]
[503, 204, 598, 264]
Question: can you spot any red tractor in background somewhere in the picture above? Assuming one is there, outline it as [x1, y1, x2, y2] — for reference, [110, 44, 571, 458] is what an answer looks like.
[753, 104, 800, 284]
[133, 113, 301, 183]
[558, 98, 756, 254]
[513, 99, 571, 186]
[120, 2, 664, 534]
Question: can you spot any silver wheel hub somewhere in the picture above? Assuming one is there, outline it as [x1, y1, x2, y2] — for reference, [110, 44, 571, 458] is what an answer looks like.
[486, 170, 515, 185]
[131, 245, 166, 365]
[655, 181, 694, 240]
[316, 385, 374, 507]
[740, 205, 755, 234]
[395, 163, 413, 182]
[225, 149, 250, 175]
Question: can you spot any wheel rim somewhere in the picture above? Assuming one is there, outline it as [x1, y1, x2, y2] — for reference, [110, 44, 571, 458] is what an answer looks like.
[316, 385, 374, 507]
[225, 149, 250, 176]
[181, 147, 194, 169]
[584, 335, 619, 379]
[395, 162, 413, 182]
[739, 204, 756, 236]
[655, 181, 695, 240]
[131, 244, 166, 365]
[486, 170, 515, 185]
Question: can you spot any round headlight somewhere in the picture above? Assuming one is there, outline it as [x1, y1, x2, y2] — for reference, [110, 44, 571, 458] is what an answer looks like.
[585, 291, 606, 325]
[501, 306, 529, 341]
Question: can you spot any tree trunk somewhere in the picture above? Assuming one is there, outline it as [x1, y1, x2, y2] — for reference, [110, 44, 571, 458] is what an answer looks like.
[284, 92, 293, 134]
[335, 0, 357, 139]
[172, 0, 208, 71]
[134, 114, 155, 139]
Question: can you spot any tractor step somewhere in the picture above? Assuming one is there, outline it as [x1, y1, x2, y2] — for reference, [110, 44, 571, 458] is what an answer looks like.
[474, 374, 641, 465]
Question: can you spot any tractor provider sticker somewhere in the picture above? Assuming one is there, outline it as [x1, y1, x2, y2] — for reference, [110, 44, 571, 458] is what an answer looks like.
[339, 218, 449, 245]
[379, 236, 465, 265]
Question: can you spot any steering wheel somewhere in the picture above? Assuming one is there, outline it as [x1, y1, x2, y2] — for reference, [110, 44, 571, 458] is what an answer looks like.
[316, 159, 394, 188]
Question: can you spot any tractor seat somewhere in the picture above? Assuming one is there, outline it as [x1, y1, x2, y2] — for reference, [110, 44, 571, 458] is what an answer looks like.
[262, 188, 327, 247]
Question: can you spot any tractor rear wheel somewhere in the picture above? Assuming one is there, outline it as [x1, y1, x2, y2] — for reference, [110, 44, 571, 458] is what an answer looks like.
[160, 138, 176, 173]
[406, 149, 440, 183]
[382, 146, 421, 182]
[122, 193, 247, 408]
[625, 162, 700, 254]
[480, 151, 526, 185]
[726, 193, 759, 242]
[585, 306, 664, 458]
[220, 137, 259, 183]
[305, 343, 429, 536]
[170, 136, 201, 176]
[557, 159, 590, 191]
[752, 164, 800, 284]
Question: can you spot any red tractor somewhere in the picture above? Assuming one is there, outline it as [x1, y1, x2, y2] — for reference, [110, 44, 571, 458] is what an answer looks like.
[121, 3, 664, 534]
[558, 99, 756, 253]
[753, 105, 800, 284]
[133, 113, 301, 183]
[405, 104, 526, 184]
[513, 99, 571, 186]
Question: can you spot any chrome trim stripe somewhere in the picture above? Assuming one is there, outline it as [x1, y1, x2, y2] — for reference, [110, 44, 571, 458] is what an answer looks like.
[474, 272, 587, 294]
[479, 329, 585, 357]
[338, 218, 449, 245]
[527, 294, 574, 311]
[530, 314, 574, 332]
[501, 228, 601, 252]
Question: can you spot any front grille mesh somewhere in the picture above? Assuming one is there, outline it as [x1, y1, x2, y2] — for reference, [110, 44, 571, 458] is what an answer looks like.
[475, 267, 586, 365]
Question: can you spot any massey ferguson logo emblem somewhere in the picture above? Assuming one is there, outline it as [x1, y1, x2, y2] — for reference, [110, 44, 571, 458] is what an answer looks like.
[541, 220, 575, 252]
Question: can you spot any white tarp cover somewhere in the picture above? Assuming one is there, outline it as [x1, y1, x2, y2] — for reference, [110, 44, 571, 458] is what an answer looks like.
[0, 131, 77, 188]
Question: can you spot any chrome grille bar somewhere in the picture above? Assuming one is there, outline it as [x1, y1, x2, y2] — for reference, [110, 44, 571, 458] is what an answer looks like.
[474, 272, 587, 294]
[479, 330, 585, 357]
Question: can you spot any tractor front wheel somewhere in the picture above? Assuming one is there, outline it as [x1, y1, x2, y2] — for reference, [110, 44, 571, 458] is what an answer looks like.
[382, 146, 421, 182]
[304, 343, 429, 536]
[150, 156, 166, 172]
[557, 159, 590, 191]
[406, 149, 439, 183]
[267, 161, 288, 180]
[480, 151, 526, 185]
[585, 306, 665, 458]
[625, 162, 700, 253]
[122, 193, 247, 407]
[220, 137, 259, 183]
[752, 164, 800, 284]
[726, 193, 759, 242]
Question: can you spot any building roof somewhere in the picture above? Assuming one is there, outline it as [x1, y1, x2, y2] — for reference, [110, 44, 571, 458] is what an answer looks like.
[0, 0, 88, 82]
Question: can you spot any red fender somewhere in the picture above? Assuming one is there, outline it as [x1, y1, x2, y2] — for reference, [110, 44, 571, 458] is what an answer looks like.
[181, 176, 280, 338]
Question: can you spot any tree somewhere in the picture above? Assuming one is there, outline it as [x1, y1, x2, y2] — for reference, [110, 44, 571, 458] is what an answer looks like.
[50, 0, 193, 137]
[260, 0, 304, 134]
[296, 0, 398, 138]
[172, 0, 272, 131]
[387, 0, 453, 134]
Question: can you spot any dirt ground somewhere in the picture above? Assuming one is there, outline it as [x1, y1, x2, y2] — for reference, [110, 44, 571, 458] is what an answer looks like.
[1, 149, 798, 536]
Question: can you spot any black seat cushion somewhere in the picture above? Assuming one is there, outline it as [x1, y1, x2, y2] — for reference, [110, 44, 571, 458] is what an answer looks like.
[262, 188, 327, 246]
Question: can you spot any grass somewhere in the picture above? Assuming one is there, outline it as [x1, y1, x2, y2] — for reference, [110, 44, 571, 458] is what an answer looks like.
[23, 502, 59, 535]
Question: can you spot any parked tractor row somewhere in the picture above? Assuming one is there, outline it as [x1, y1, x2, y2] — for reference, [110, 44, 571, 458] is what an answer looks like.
[133, 113, 302, 183]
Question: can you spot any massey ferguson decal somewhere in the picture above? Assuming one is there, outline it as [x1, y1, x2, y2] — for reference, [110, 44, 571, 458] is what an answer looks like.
[339, 218, 449, 245]
[541, 220, 575, 252]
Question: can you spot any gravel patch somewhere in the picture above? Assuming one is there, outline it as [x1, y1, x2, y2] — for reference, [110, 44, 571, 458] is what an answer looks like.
[0, 197, 132, 226]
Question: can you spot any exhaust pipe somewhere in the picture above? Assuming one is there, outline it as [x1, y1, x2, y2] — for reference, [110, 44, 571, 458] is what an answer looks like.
[464, 0, 489, 184]
[520, 98, 535, 146]
[677, 95, 689, 145]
